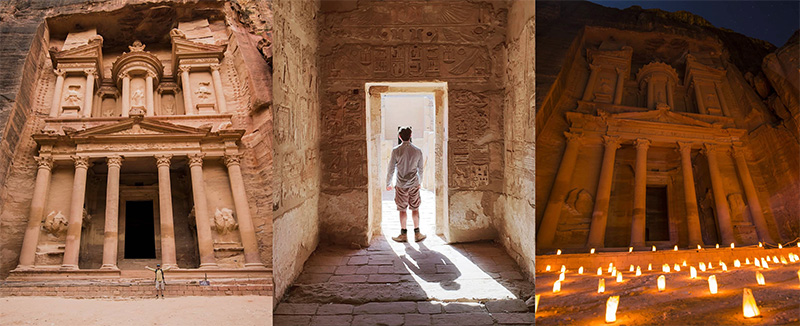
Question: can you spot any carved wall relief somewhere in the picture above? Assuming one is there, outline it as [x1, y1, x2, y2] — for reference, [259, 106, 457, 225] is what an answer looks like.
[62, 85, 83, 115]
[42, 211, 68, 236]
[212, 208, 238, 234]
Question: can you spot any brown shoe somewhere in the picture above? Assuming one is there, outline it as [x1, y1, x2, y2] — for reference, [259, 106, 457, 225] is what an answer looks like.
[392, 233, 408, 242]
[414, 232, 427, 242]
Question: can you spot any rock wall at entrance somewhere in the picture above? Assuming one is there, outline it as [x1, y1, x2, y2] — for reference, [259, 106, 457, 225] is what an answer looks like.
[271, 0, 321, 302]
[318, 0, 508, 246]
[500, 0, 535, 279]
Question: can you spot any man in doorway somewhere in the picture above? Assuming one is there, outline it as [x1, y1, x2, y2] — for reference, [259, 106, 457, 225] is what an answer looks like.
[386, 126, 427, 242]
[145, 264, 171, 298]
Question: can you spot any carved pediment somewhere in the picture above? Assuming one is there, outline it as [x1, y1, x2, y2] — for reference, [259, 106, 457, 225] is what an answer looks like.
[73, 118, 208, 138]
[609, 106, 715, 128]
[171, 29, 226, 64]
[50, 37, 104, 76]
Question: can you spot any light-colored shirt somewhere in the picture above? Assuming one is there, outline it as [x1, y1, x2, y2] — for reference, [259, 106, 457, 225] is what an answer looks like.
[387, 141, 424, 188]
[145, 266, 171, 281]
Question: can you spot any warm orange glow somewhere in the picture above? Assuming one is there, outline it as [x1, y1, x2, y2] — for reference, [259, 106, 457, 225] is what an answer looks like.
[682, 260, 687, 267]
[778, 244, 782, 249]
[766, 256, 772, 262]
[734, 259, 741, 268]
[746, 258, 751, 265]
[708, 262, 713, 269]
[742, 288, 760, 318]
[591, 248, 596, 254]
[797, 243, 799, 248]
[535, 294, 540, 313]
[629, 247, 633, 253]
[758, 242, 763, 248]
[557, 249, 562, 255]
[546, 265, 552, 271]
[657, 275, 665, 292]
[674, 245, 678, 251]
[708, 275, 718, 294]
[648, 263, 652, 271]
[608, 263, 613, 273]
[662, 264, 670, 273]
[797, 270, 799, 285]
[616, 272, 623, 283]
[721, 262, 727, 272]
[606, 296, 619, 323]
[756, 271, 765, 285]
[690, 266, 697, 279]
[561, 265, 566, 273]
[598, 278, 605, 293]
[674, 264, 681, 272]
[598, 267, 603, 276]
[697, 244, 702, 250]
[652, 245, 656, 252]
[553, 280, 561, 293]
[559, 272, 565, 281]
[612, 267, 617, 277]
[716, 243, 719, 249]
[761, 258, 769, 269]
[579, 266, 584, 274]
[629, 265, 634, 272]
[635, 266, 641, 276]
[699, 262, 706, 272]
[755, 258, 761, 268]
[772, 255, 779, 263]
[731, 243, 735, 249]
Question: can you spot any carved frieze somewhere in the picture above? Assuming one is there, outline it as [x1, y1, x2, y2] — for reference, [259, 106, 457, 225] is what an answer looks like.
[328, 44, 491, 80]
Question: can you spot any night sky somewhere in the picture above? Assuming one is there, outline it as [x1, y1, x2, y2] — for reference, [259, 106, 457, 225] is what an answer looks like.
[590, 1, 800, 47]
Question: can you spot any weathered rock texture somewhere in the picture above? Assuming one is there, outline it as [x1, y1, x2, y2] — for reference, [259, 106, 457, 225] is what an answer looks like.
[535, 1, 798, 250]
[271, 0, 321, 303]
[500, 0, 534, 278]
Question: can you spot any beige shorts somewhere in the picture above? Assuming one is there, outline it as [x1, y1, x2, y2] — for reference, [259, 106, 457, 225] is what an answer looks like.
[395, 186, 421, 211]
[155, 281, 165, 290]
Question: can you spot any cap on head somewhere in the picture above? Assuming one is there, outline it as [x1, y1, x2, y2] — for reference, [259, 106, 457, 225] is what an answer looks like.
[156, 264, 161, 267]
[398, 126, 412, 141]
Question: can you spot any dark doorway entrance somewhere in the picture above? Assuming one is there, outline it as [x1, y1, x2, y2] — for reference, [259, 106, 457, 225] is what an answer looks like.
[645, 186, 670, 241]
[124, 200, 156, 259]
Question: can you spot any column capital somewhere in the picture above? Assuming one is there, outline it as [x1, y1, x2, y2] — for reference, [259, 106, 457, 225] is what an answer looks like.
[635, 138, 651, 150]
[223, 153, 242, 167]
[54, 69, 66, 77]
[35, 156, 54, 170]
[588, 63, 600, 71]
[146, 71, 157, 79]
[106, 155, 123, 168]
[209, 63, 221, 72]
[602, 135, 622, 150]
[155, 154, 173, 167]
[71, 155, 90, 169]
[677, 141, 694, 153]
[119, 71, 130, 79]
[614, 67, 627, 75]
[84, 68, 97, 76]
[178, 65, 192, 74]
[188, 153, 206, 167]
[731, 144, 747, 158]
[564, 132, 584, 144]
[702, 143, 719, 155]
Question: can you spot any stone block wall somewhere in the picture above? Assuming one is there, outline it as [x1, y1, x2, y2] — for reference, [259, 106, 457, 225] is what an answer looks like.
[500, 0, 534, 280]
[318, 0, 508, 246]
[271, 0, 321, 302]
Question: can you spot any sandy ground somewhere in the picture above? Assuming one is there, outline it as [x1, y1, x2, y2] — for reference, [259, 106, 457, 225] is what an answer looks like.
[536, 260, 800, 325]
[0, 296, 272, 326]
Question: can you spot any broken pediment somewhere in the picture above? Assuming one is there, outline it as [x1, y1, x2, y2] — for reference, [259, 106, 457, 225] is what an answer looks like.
[607, 105, 715, 128]
[170, 28, 226, 66]
[49, 35, 104, 77]
[72, 118, 209, 137]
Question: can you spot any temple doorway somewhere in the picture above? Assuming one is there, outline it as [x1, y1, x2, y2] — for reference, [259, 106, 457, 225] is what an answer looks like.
[645, 186, 670, 241]
[124, 200, 156, 259]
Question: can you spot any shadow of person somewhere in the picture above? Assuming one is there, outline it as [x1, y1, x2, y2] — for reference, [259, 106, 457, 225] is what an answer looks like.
[400, 242, 461, 291]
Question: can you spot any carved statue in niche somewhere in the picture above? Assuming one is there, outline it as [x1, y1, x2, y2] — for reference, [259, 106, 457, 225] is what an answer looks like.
[162, 95, 175, 115]
[597, 78, 613, 95]
[131, 88, 145, 107]
[129, 40, 145, 52]
[42, 211, 68, 236]
[213, 208, 238, 234]
[727, 193, 751, 223]
[63, 85, 82, 107]
[82, 208, 91, 229]
[561, 188, 593, 229]
[195, 82, 212, 103]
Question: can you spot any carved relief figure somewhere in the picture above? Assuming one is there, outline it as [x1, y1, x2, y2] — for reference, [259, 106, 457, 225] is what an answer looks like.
[213, 208, 238, 234]
[195, 82, 212, 103]
[63, 85, 82, 107]
[131, 88, 145, 107]
[42, 211, 68, 236]
[162, 95, 175, 115]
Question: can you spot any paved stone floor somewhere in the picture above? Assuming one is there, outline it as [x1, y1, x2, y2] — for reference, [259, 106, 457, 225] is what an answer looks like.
[275, 190, 534, 325]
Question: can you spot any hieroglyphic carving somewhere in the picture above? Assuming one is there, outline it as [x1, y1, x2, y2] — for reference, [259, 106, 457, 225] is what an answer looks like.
[329, 44, 490, 80]
[322, 140, 367, 189]
[450, 141, 491, 188]
[322, 92, 365, 139]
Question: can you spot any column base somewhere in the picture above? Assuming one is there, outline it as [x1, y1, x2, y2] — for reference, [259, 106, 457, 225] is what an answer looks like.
[100, 264, 119, 270]
[60, 264, 79, 270]
[163, 264, 180, 270]
[12, 265, 34, 272]
[244, 263, 267, 269]
[199, 263, 219, 269]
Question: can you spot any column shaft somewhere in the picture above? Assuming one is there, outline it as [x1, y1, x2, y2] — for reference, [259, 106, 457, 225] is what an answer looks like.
[210, 65, 227, 113]
[156, 155, 178, 268]
[630, 138, 650, 247]
[61, 156, 90, 269]
[666, 82, 675, 109]
[537, 132, 583, 248]
[145, 74, 155, 116]
[586, 136, 621, 248]
[16, 156, 54, 269]
[647, 81, 655, 109]
[693, 82, 707, 115]
[732, 146, 775, 244]
[582, 65, 599, 101]
[83, 70, 95, 118]
[180, 67, 194, 115]
[50, 70, 65, 117]
[189, 154, 217, 268]
[704, 144, 735, 245]
[613, 68, 625, 105]
[101, 156, 122, 269]
[121, 74, 131, 117]
[678, 142, 703, 247]
[224, 155, 264, 267]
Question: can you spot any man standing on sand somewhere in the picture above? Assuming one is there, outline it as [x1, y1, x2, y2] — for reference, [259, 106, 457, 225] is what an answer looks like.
[386, 126, 427, 243]
[145, 264, 171, 298]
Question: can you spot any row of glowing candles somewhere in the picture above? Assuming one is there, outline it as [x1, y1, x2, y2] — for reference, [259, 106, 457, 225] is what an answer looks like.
[555, 241, 797, 256]
[537, 252, 800, 322]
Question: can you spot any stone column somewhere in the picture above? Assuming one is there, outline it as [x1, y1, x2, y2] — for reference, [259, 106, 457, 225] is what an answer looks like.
[50, 69, 66, 117]
[61, 156, 90, 270]
[179, 65, 194, 115]
[703, 143, 735, 245]
[145, 72, 155, 117]
[121, 73, 131, 117]
[188, 153, 217, 268]
[586, 136, 621, 248]
[613, 68, 625, 105]
[678, 142, 703, 247]
[101, 155, 122, 270]
[537, 132, 584, 248]
[154, 88, 162, 116]
[693, 81, 707, 115]
[156, 154, 178, 268]
[630, 138, 650, 247]
[715, 82, 731, 117]
[666, 82, 675, 109]
[210, 64, 227, 113]
[16, 156, 54, 269]
[647, 79, 655, 109]
[83, 68, 96, 118]
[223, 154, 264, 267]
[582, 64, 599, 101]
[732, 145, 775, 244]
